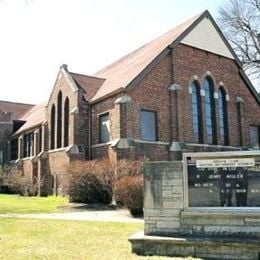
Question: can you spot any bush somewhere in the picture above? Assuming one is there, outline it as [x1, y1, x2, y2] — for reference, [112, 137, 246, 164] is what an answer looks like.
[0, 167, 11, 193]
[115, 160, 142, 179]
[114, 174, 143, 216]
[66, 159, 143, 213]
[67, 160, 114, 204]
[0, 166, 38, 196]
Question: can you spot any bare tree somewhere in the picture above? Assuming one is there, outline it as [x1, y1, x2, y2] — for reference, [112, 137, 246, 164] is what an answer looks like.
[218, 0, 260, 79]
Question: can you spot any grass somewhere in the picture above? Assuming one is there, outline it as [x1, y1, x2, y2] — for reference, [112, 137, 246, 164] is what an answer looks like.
[0, 194, 68, 214]
[0, 195, 195, 259]
[0, 218, 163, 260]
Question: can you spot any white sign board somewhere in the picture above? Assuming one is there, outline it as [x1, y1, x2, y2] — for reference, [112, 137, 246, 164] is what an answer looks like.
[196, 158, 255, 168]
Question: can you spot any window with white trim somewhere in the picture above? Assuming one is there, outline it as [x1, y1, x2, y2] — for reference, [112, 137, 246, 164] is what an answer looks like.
[249, 126, 260, 149]
[99, 113, 110, 143]
[140, 110, 157, 141]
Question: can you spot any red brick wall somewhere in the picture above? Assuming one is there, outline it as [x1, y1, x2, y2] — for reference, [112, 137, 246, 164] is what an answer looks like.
[121, 44, 260, 152]
[73, 88, 89, 155]
[48, 150, 70, 175]
[22, 159, 38, 182]
[91, 94, 121, 145]
[127, 54, 173, 142]
[172, 44, 260, 147]
[47, 70, 78, 150]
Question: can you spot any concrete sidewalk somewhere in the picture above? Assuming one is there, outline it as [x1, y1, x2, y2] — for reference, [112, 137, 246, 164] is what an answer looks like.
[0, 209, 143, 223]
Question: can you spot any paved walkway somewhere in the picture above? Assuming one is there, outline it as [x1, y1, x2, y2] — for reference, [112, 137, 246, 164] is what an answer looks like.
[0, 209, 143, 223]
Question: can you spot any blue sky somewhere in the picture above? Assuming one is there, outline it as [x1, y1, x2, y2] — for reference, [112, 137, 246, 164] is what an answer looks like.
[0, 0, 238, 104]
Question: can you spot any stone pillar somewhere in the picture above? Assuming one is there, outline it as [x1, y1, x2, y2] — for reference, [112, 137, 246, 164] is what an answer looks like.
[168, 84, 186, 160]
[112, 95, 134, 160]
[114, 95, 132, 139]
[143, 161, 184, 236]
[168, 84, 183, 142]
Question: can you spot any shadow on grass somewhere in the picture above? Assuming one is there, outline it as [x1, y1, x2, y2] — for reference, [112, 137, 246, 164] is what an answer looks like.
[58, 203, 123, 211]
[58, 203, 144, 219]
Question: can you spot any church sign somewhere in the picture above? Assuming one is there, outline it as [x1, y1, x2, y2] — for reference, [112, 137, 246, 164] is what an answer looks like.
[185, 152, 260, 207]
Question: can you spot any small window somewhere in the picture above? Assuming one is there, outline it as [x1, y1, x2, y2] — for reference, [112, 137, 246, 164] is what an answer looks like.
[23, 132, 34, 158]
[64, 97, 70, 147]
[99, 113, 110, 143]
[57, 91, 62, 148]
[249, 126, 260, 149]
[204, 77, 217, 144]
[39, 127, 42, 153]
[50, 104, 56, 150]
[218, 88, 229, 145]
[141, 110, 157, 141]
[191, 82, 203, 143]
[11, 138, 18, 160]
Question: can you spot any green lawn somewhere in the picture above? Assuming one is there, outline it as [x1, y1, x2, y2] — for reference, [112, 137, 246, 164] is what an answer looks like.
[0, 194, 68, 214]
[0, 218, 155, 260]
[0, 195, 194, 259]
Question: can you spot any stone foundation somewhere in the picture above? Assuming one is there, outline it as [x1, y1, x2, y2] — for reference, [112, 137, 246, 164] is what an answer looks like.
[129, 231, 260, 260]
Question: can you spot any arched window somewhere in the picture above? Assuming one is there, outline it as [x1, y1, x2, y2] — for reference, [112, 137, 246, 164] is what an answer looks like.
[50, 104, 56, 149]
[64, 97, 69, 147]
[218, 87, 229, 145]
[191, 82, 203, 143]
[57, 91, 62, 148]
[204, 78, 217, 144]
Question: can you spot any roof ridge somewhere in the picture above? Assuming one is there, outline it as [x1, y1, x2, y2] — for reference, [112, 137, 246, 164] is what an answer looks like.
[0, 100, 35, 106]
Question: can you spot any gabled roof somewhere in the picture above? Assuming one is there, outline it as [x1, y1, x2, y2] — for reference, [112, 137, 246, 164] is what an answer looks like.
[92, 12, 203, 101]
[0, 100, 35, 119]
[89, 10, 259, 104]
[70, 73, 105, 101]
[13, 101, 47, 135]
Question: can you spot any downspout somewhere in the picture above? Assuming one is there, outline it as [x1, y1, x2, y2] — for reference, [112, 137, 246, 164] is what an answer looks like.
[175, 91, 179, 141]
[169, 47, 179, 142]
[169, 47, 174, 143]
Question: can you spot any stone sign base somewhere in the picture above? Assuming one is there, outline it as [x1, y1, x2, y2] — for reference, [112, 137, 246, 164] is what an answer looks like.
[129, 231, 260, 260]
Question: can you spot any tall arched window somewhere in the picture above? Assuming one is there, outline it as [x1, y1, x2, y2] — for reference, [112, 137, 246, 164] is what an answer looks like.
[191, 82, 203, 143]
[218, 87, 229, 145]
[64, 97, 69, 147]
[57, 91, 62, 148]
[204, 77, 217, 144]
[50, 104, 56, 149]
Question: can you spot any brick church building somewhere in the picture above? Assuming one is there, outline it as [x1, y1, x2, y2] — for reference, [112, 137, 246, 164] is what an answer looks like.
[0, 11, 259, 194]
